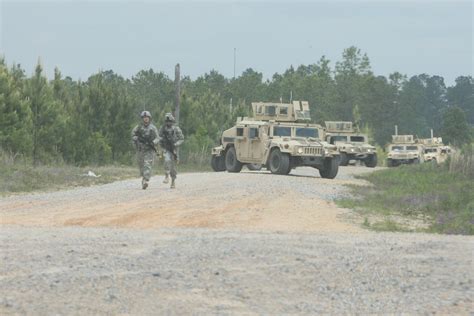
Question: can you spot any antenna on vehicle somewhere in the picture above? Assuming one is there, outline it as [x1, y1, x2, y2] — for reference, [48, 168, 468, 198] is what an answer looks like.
[394, 125, 398, 135]
[430, 129, 434, 139]
[290, 90, 293, 103]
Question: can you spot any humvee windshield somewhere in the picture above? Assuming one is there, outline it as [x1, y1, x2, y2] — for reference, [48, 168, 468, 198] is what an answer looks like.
[392, 146, 404, 151]
[329, 136, 348, 144]
[273, 126, 291, 137]
[406, 146, 419, 151]
[296, 128, 318, 138]
[350, 136, 365, 142]
[425, 148, 437, 153]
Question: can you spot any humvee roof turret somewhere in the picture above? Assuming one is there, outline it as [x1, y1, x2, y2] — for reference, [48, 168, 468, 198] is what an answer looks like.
[418, 137, 443, 146]
[391, 135, 416, 144]
[251, 101, 311, 122]
[325, 121, 354, 133]
[211, 101, 340, 179]
[324, 121, 377, 168]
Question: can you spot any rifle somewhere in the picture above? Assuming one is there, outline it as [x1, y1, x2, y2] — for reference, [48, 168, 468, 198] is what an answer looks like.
[136, 134, 157, 152]
[162, 141, 178, 161]
[161, 130, 178, 161]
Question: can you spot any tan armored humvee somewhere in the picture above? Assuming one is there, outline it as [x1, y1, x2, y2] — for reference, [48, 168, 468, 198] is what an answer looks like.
[324, 121, 377, 167]
[418, 137, 452, 164]
[211, 101, 340, 179]
[386, 135, 425, 167]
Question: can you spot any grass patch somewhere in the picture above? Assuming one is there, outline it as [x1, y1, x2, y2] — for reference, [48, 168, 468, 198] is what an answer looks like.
[0, 163, 138, 195]
[338, 157, 474, 235]
[0, 154, 213, 195]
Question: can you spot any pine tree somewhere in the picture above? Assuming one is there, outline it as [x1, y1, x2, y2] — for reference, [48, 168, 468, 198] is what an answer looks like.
[26, 60, 65, 165]
[442, 106, 472, 146]
[0, 59, 33, 156]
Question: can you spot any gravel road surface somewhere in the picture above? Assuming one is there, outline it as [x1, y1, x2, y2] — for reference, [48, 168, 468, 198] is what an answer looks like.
[1, 167, 473, 315]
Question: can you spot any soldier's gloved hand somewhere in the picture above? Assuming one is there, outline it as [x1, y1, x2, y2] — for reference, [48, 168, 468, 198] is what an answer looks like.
[132, 136, 138, 142]
[153, 138, 159, 145]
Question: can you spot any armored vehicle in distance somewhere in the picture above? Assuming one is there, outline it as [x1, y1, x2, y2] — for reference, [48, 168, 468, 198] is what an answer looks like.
[386, 135, 425, 167]
[324, 121, 377, 167]
[418, 137, 452, 164]
[211, 101, 340, 179]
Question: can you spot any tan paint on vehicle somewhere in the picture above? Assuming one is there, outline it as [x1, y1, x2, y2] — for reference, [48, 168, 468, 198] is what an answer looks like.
[386, 135, 425, 167]
[324, 121, 377, 167]
[418, 137, 453, 164]
[211, 101, 340, 178]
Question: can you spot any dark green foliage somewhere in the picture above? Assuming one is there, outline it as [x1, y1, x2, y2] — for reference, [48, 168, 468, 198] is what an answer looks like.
[447, 76, 474, 125]
[442, 106, 472, 146]
[0, 59, 33, 156]
[26, 61, 66, 164]
[0, 47, 472, 167]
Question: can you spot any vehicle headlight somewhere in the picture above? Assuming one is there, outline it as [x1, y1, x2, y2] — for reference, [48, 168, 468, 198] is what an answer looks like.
[297, 147, 303, 154]
[367, 149, 371, 152]
[350, 148, 355, 152]
[324, 149, 329, 155]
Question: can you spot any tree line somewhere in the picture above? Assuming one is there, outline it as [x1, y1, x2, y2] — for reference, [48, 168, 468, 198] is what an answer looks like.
[1, 46, 472, 166]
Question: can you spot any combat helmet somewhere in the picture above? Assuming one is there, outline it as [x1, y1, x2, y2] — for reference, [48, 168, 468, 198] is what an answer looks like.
[141, 110, 152, 119]
[165, 113, 175, 122]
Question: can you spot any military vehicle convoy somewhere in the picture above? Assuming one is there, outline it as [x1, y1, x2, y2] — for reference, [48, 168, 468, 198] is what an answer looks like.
[324, 121, 377, 168]
[211, 101, 340, 179]
[386, 135, 425, 167]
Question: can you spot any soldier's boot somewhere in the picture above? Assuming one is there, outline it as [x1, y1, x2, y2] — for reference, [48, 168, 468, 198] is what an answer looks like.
[170, 178, 176, 189]
[163, 174, 170, 184]
[142, 178, 148, 190]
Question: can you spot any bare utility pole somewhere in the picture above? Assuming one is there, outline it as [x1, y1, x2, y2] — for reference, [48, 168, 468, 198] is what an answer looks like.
[233, 48, 236, 79]
[174, 63, 180, 124]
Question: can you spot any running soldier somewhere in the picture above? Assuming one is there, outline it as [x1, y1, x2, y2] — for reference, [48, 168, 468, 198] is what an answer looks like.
[159, 113, 184, 189]
[132, 111, 160, 190]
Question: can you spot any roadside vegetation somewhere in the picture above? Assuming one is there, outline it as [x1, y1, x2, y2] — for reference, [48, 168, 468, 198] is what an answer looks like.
[339, 144, 474, 235]
[0, 150, 210, 195]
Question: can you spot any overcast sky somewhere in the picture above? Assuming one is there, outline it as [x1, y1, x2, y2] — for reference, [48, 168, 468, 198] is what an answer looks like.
[1, 0, 472, 85]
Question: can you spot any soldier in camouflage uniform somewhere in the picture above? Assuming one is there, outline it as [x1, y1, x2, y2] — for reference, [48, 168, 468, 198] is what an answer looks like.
[159, 113, 184, 189]
[132, 111, 160, 190]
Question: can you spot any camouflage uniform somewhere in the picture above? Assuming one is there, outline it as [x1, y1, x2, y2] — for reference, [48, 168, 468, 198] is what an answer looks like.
[159, 113, 184, 187]
[132, 114, 159, 188]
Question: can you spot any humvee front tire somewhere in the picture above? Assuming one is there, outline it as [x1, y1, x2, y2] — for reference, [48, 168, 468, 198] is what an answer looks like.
[319, 157, 339, 179]
[364, 154, 377, 168]
[211, 155, 226, 172]
[339, 153, 349, 166]
[225, 147, 243, 173]
[269, 149, 290, 175]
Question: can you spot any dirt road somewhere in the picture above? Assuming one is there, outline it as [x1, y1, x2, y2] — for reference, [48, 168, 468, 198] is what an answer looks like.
[0, 167, 370, 232]
[1, 167, 473, 314]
